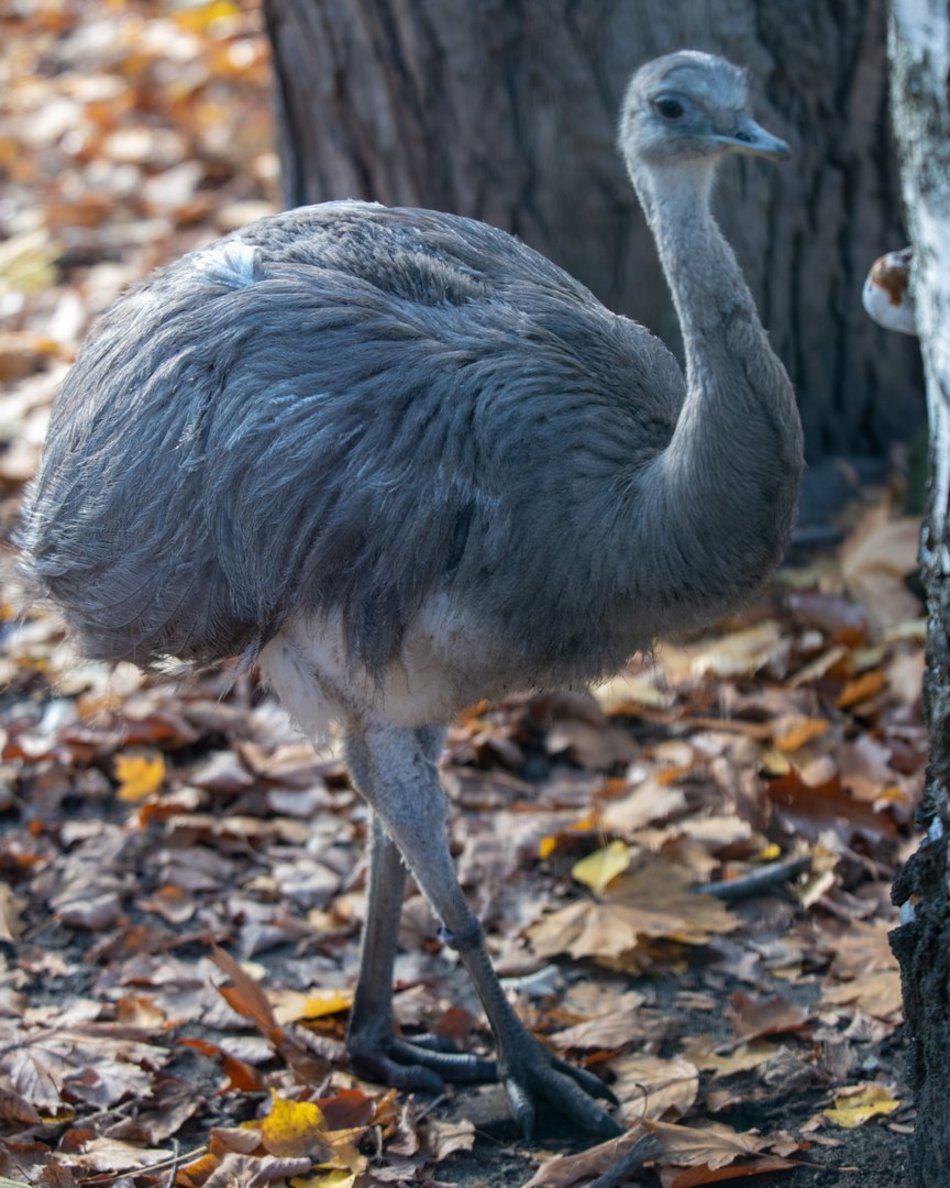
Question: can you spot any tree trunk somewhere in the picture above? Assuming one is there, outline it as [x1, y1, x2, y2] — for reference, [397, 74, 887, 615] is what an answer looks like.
[262, 0, 922, 459]
[887, 2, 950, 1184]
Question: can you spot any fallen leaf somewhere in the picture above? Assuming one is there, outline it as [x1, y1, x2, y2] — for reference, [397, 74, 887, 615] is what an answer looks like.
[836, 670, 887, 709]
[530, 858, 738, 965]
[728, 994, 812, 1042]
[420, 1116, 476, 1160]
[601, 776, 689, 836]
[822, 1083, 901, 1128]
[290, 1172, 357, 1188]
[572, 840, 633, 896]
[822, 973, 903, 1024]
[663, 1159, 798, 1186]
[270, 988, 354, 1026]
[0, 884, 25, 942]
[766, 770, 896, 843]
[648, 1120, 772, 1168]
[522, 1125, 653, 1187]
[772, 716, 829, 753]
[609, 1053, 699, 1121]
[658, 622, 787, 681]
[114, 751, 165, 802]
[840, 508, 923, 632]
[211, 947, 281, 1041]
[679, 1037, 775, 1078]
[261, 1092, 331, 1160]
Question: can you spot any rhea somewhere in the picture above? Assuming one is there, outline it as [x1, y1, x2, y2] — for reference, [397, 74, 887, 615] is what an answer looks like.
[20, 52, 803, 1138]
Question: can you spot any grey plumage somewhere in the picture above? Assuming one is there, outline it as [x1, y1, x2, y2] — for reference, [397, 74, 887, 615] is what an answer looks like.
[18, 52, 804, 1139]
[21, 204, 686, 681]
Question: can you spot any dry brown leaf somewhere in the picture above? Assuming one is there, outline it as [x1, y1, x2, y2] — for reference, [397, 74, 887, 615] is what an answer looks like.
[0, 884, 25, 942]
[840, 507, 923, 632]
[609, 1053, 700, 1121]
[179, 1037, 265, 1093]
[662, 1158, 798, 1187]
[548, 992, 655, 1052]
[728, 993, 812, 1042]
[420, 1116, 476, 1161]
[822, 972, 903, 1024]
[828, 920, 899, 980]
[766, 770, 896, 843]
[787, 591, 868, 645]
[601, 775, 689, 836]
[56, 1137, 170, 1173]
[658, 622, 787, 682]
[530, 857, 738, 965]
[522, 1125, 652, 1187]
[649, 1120, 772, 1168]
[679, 1036, 776, 1078]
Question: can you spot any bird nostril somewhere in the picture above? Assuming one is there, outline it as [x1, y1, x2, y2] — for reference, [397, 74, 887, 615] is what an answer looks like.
[734, 130, 752, 143]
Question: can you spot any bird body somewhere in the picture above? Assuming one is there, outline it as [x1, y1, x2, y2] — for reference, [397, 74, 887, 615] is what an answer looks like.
[19, 52, 804, 1139]
[23, 194, 796, 722]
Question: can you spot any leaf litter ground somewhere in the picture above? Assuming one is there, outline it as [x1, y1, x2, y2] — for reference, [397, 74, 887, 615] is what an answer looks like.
[0, 1, 927, 1184]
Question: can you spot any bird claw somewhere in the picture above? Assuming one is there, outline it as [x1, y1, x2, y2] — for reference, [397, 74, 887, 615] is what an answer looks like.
[500, 1039, 622, 1140]
[348, 1027, 497, 1094]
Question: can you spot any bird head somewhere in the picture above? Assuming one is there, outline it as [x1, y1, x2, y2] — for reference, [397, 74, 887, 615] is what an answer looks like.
[618, 51, 790, 172]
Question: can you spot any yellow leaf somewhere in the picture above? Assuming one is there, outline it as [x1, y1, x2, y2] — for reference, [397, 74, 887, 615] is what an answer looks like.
[173, 0, 240, 33]
[822, 1084, 900, 1128]
[761, 749, 790, 776]
[291, 1174, 357, 1188]
[538, 834, 558, 860]
[115, 751, 165, 802]
[0, 229, 59, 295]
[836, 669, 886, 709]
[572, 840, 632, 896]
[773, 716, 829, 753]
[261, 1092, 327, 1159]
[269, 987, 354, 1025]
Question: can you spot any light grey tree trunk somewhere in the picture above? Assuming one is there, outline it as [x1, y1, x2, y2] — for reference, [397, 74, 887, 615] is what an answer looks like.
[887, 1, 950, 1184]
[262, 0, 922, 458]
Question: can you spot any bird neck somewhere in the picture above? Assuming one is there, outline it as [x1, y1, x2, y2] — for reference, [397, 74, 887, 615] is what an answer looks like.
[635, 161, 759, 365]
[628, 160, 804, 618]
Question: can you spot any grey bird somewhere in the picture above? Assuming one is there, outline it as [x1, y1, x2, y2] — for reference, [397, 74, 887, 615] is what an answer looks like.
[18, 51, 803, 1139]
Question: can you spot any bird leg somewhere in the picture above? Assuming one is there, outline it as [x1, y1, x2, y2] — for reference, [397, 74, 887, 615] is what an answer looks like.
[346, 804, 496, 1092]
[344, 721, 622, 1139]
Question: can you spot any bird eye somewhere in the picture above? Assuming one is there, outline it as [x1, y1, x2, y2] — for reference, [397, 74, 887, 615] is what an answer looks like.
[654, 96, 685, 120]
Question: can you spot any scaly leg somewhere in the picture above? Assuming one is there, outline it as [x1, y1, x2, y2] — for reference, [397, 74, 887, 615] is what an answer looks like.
[345, 720, 621, 1139]
[346, 728, 496, 1091]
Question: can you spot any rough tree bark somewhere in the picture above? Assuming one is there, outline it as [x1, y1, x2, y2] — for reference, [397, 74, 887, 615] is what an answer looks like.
[887, 2, 950, 1184]
[262, 0, 922, 458]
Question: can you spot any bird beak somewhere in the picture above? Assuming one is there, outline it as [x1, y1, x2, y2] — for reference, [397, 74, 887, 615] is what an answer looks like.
[721, 114, 791, 160]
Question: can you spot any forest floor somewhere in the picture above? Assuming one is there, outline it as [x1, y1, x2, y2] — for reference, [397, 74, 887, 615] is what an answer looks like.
[0, 1, 927, 1186]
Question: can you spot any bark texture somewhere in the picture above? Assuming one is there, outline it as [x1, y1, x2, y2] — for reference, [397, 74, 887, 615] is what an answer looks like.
[887, 2, 950, 1184]
[262, 0, 922, 458]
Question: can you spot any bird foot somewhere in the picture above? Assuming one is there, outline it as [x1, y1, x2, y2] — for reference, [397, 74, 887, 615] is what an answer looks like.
[347, 1025, 497, 1094]
[499, 1034, 622, 1140]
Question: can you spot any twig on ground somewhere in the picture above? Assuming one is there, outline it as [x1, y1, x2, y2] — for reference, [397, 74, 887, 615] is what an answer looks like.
[693, 855, 811, 901]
